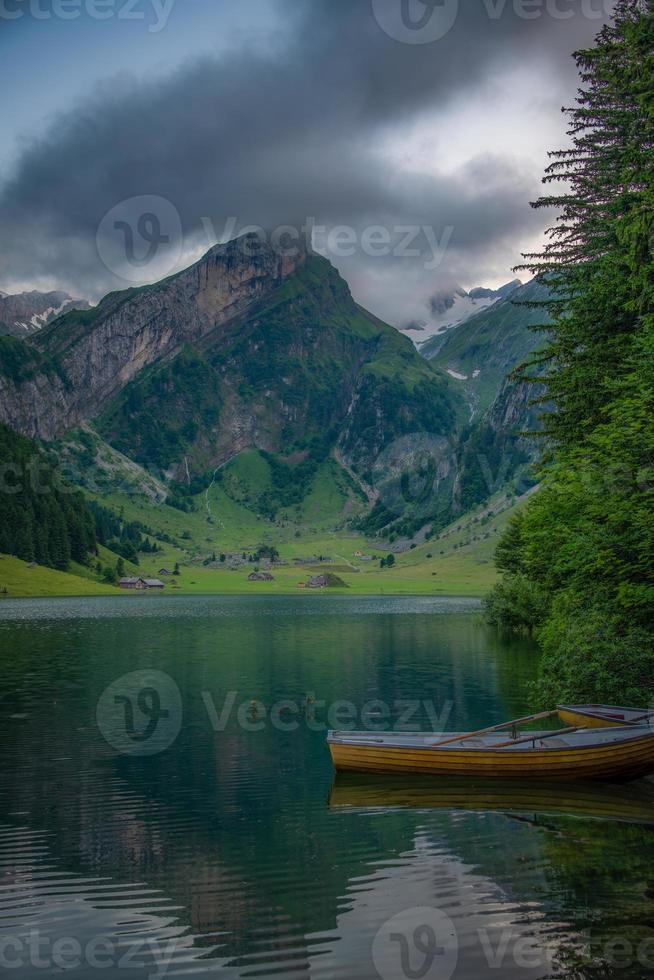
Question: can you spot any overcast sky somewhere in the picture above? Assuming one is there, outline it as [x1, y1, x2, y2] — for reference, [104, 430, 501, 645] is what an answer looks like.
[0, 0, 614, 326]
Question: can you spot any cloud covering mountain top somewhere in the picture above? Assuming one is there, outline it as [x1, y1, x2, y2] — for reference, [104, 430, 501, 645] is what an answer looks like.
[0, 0, 614, 323]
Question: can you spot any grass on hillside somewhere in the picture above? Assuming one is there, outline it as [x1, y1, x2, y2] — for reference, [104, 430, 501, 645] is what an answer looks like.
[0, 555, 117, 598]
[0, 486, 527, 599]
[0, 429, 530, 601]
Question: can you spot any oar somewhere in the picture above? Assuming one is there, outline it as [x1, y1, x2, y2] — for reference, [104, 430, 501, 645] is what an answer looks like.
[429, 710, 560, 747]
[629, 711, 654, 724]
[494, 726, 580, 748]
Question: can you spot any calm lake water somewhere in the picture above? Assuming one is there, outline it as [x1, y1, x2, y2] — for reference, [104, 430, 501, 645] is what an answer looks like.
[1, 595, 653, 980]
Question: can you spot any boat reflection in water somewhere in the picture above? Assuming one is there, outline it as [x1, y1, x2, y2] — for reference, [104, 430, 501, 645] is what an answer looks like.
[329, 772, 654, 825]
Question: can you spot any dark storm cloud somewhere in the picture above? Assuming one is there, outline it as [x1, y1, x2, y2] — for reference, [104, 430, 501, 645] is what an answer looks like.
[0, 0, 614, 310]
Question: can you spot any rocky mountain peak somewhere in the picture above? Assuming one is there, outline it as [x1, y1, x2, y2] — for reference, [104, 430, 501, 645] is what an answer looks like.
[401, 278, 523, 351]
[0, 234, 311, 441]
[0, 289, 89, 337]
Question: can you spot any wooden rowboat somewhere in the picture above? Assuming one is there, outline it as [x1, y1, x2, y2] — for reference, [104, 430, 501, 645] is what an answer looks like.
[327, 726, 654, 782]
[558, 704, 652, 729]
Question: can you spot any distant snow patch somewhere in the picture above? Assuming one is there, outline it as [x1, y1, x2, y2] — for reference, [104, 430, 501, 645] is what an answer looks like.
[446, 369, 468, 381]
[29, 300, 70, 329]
[400, 279, 523, 350]
[407, 292, 497, 348]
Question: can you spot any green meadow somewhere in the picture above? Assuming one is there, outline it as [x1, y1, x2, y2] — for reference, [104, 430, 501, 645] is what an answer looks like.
[0, 476, 525, 598]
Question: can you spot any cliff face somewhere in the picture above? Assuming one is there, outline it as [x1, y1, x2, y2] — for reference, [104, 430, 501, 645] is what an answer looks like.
[0, 365, 71, 442]
[96, 253, 461, 480]
[452, 372, 545, 515]
[0, 237, 460, 488]
[0, 235, 307, 441]
[486, 375, 540, 437]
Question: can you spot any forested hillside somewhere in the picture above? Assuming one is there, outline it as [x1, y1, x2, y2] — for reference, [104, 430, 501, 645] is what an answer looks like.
[425, 279, 552, 519]
[426, 278, 550, 420]
[0, 423, 97, 569]
[486, 0, 654, 704]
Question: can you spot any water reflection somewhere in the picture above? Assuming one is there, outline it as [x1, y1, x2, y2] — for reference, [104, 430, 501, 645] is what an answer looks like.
[329, 774, 654, 825]
[0, 596, 652, 979]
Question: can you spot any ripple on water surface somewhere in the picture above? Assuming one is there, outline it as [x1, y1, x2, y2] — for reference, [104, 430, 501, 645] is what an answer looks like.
[0, 596, 653, 979]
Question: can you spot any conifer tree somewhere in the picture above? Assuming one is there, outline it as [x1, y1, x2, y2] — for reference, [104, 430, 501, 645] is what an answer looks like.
[488, 1, 654, 704]
[520, 0, 654, 446]
[0, 423, 97, 572]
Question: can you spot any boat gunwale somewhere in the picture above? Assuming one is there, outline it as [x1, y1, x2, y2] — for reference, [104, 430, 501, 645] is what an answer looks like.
[326, 727, 654, 755]
[558, 703, 651, 722]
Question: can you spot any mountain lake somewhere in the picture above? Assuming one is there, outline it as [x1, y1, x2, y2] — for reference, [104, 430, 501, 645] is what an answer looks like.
[1, 595, 653, 979]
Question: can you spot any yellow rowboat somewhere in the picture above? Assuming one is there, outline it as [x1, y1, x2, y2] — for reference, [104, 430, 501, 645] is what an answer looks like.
[329, 775, 654, 824]
[327, 726, 654, 782]
[558, 704, 652, 729]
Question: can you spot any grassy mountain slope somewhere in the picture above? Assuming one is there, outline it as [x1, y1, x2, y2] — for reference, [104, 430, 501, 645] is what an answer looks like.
[426, 279, 550, 421]
[97, 255, 461, 484]
[0, 482, 528, 597]
[0, 555, 118, 598]
[416, 280, 552, 518]
[0, 240, 525, 592]
[0, 396, 528, 600]
[0, 240, 468, 551]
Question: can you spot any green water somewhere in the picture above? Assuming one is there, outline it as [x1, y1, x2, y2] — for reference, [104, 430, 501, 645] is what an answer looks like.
[0, 595, 653, 980]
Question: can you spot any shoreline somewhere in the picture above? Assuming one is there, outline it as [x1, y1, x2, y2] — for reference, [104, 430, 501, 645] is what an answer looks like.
[0, 550, 498, 601]
[0, 587, 488, 601]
